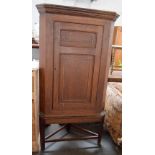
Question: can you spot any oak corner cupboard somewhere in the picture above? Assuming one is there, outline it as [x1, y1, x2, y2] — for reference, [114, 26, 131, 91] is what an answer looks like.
[37, 4, 119, 151]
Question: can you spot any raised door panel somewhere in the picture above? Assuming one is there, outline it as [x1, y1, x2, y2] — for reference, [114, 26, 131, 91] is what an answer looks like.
[59, 54, 94, 104]
[53, 22, 103, 115]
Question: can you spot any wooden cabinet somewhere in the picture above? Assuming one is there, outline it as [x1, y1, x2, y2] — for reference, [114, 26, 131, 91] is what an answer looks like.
[32, 69, 40, 152]
[37, 4, 118, 150]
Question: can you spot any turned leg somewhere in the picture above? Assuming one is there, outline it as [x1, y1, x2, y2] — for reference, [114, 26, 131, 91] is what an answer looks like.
[39, 117, 45, 151]
[97, 116, 105, 147]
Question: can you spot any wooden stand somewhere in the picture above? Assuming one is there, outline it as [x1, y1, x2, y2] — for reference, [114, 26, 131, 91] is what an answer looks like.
[39, 116, 105, 151]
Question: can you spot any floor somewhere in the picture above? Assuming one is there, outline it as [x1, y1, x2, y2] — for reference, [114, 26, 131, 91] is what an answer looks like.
[33, 124, 122, 155]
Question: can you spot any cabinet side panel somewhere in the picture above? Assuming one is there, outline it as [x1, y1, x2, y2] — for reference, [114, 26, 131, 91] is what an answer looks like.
[39, 14, 46, 114]
[39, 14, 54, 114]
[96, 21, 115, 111]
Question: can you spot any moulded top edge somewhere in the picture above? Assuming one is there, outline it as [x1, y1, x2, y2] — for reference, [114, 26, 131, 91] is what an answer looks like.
[36, 4, 119, 21]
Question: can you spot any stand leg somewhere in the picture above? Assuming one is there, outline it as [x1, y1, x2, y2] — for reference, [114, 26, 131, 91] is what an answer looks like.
[66, 124, 71, 133]
[97, 116, 105, 147]
[39, 117, 45, 151]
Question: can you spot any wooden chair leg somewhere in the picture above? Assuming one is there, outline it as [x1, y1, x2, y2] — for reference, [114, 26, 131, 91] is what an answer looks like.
[97, 117, 105, 147]
[39, 117, 45, 151]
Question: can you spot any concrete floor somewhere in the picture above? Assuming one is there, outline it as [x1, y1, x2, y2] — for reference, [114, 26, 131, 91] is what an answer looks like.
[33, 124, 122, 155]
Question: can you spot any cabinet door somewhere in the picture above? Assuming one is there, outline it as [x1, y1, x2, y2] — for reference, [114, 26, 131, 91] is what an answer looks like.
[53, 22, 103, 115]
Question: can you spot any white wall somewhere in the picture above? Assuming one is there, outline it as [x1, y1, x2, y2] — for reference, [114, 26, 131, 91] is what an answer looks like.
[32, 0, 122, 36]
